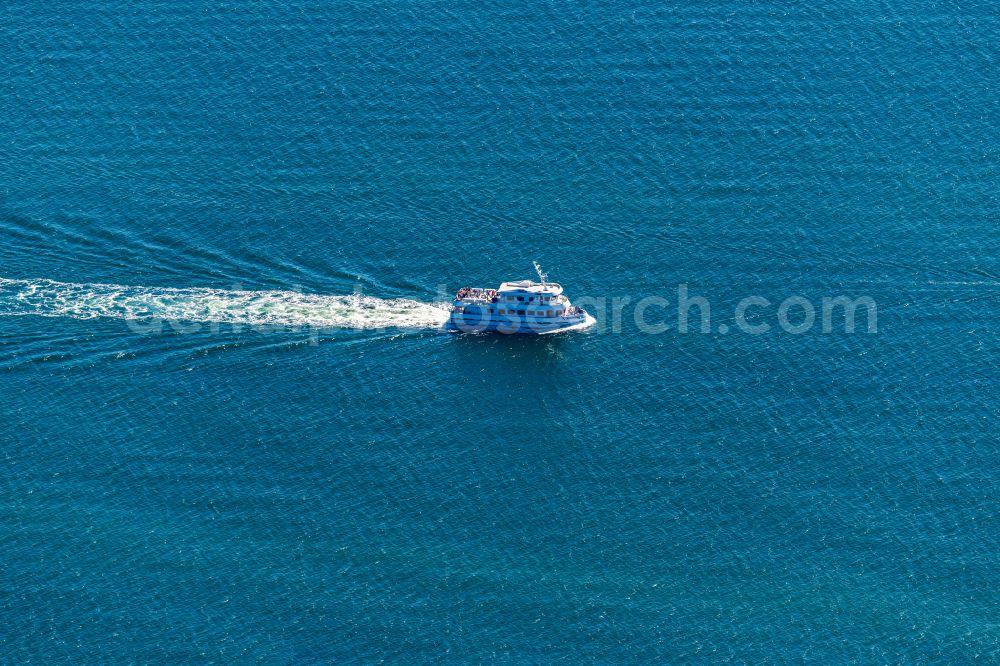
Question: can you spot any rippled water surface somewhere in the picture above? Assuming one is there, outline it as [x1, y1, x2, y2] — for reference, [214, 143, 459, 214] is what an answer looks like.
[2, 1, 999, 662]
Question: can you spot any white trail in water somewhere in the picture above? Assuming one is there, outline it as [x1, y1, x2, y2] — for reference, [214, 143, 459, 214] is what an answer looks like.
[0, 278, 451, 330]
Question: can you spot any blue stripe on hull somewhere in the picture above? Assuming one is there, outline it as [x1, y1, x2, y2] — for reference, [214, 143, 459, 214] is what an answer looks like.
[445, 314, 579, 335]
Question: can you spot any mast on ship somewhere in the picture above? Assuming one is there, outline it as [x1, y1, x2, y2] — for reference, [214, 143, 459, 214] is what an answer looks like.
[533, 260, 548, 286]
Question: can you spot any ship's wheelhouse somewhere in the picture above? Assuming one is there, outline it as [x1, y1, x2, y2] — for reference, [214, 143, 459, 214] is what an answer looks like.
[494, 281, 567, 318]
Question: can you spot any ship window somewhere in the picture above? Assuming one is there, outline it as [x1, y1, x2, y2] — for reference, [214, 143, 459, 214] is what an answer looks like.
[516, 296, 524, 302]
[517, 309, 525, 315]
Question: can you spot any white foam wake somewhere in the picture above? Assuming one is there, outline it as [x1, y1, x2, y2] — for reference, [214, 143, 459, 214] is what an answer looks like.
[0, 278, 451, 330]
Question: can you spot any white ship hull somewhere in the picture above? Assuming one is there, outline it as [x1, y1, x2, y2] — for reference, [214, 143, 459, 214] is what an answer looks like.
[445, 309, 595, 335]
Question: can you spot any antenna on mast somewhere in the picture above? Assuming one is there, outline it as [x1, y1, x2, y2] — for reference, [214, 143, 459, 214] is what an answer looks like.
[533, 260, 548, 285]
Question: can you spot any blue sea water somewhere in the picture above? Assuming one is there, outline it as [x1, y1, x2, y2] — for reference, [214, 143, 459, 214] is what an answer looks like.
[1, 0, 999, 662]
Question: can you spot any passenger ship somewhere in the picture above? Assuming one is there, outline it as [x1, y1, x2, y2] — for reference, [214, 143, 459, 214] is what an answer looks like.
[445, 264, 595, 335]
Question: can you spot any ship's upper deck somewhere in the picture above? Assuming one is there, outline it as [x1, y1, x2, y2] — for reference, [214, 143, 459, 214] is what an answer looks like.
[497, 280, 563, 296]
